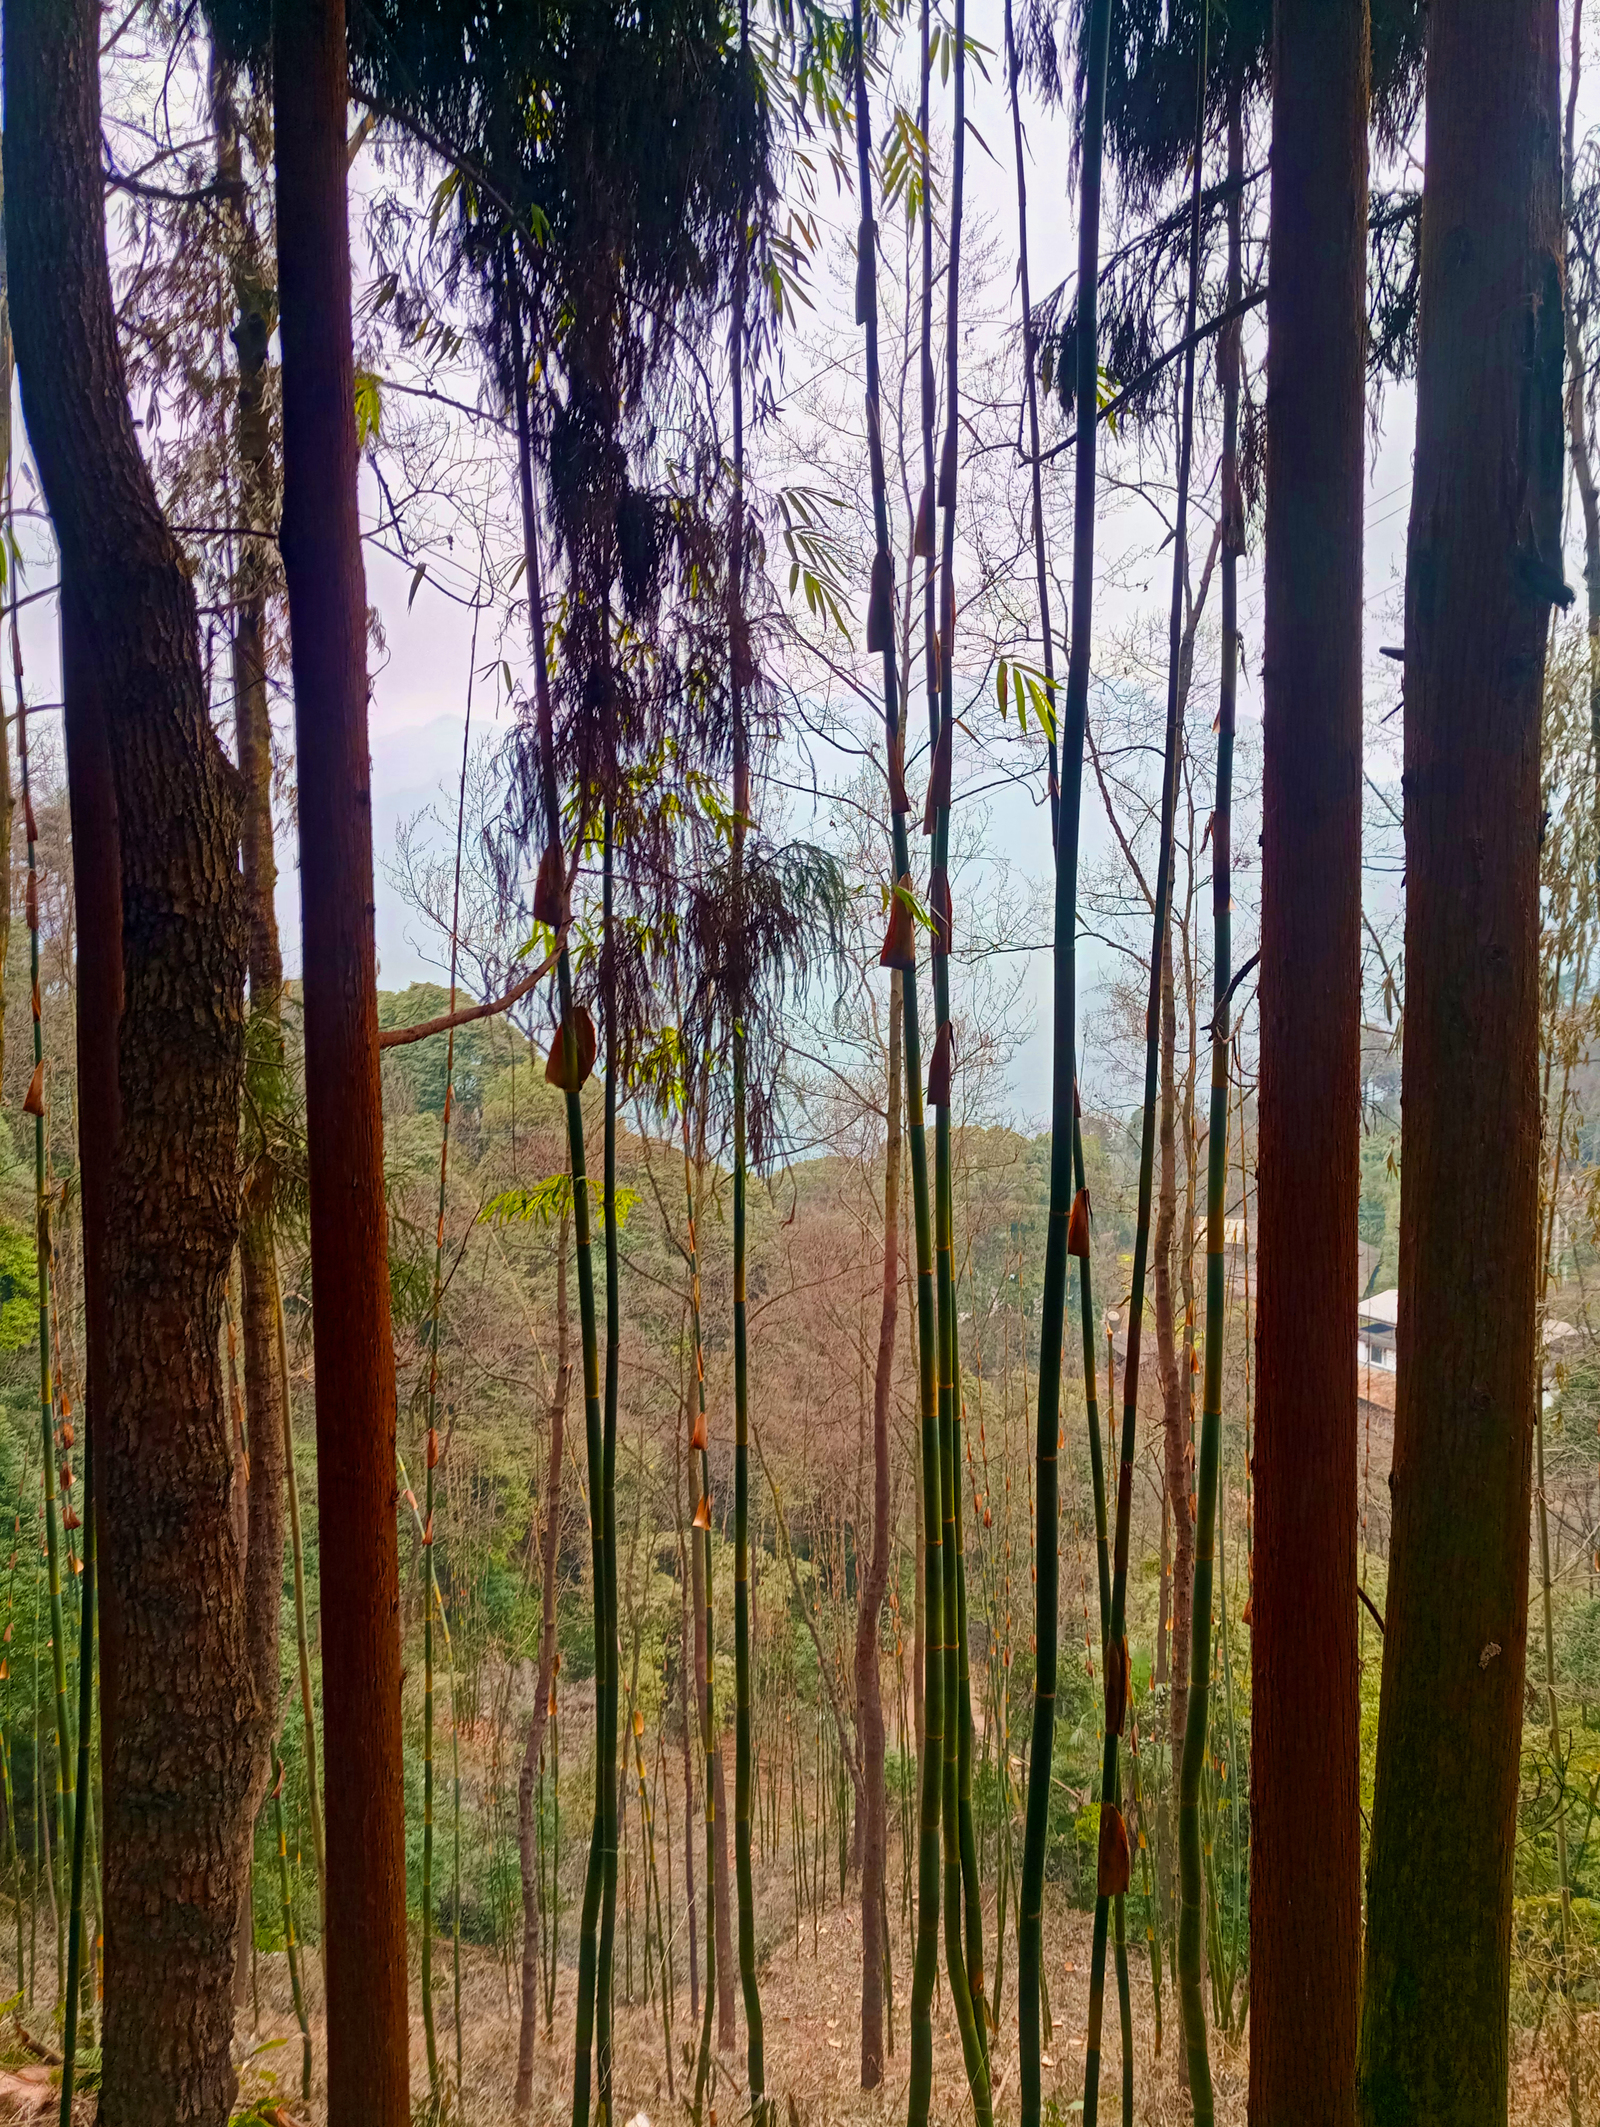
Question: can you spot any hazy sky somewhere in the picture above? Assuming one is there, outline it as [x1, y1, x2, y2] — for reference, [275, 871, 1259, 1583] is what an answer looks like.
[4, 0, 1541, 1126]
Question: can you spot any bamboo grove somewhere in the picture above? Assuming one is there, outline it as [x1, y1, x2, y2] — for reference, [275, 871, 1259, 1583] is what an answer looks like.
[0, 0, 1591, 2123]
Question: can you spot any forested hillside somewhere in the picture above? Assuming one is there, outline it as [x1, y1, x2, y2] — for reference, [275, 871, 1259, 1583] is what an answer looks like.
[0, 0, 1593, 2122]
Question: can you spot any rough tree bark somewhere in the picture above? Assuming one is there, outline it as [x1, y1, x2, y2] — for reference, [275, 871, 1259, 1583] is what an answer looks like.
[517, 1207, 570, 2111]
[60, 573, 121, 1942]
[1357, 4, 1563, 2120]
[1252, 0, 1368, 2118]
[855, 969, 901, 2087]
[5, 3, 261, 2118]
[273, 2, 410, 2118]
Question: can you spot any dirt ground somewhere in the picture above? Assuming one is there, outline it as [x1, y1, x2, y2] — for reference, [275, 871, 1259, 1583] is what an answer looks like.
[233, 1886, 1600, 2127]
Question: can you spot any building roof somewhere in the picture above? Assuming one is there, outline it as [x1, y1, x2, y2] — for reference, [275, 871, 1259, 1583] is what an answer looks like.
[1359, 1288, 1400, 1329]
[1358, 1362, 1398, 1414]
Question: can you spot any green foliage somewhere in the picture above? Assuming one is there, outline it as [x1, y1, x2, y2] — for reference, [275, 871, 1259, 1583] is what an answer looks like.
[0, 1224, 37, 1353]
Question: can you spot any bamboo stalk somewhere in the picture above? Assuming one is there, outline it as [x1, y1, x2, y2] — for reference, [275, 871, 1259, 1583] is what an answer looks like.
[508, 283, 607, 2127]
[420, 655, 476, 2098]
[728, 12, 765, 2086]
[846, 2, 942, 2113]
[1017, 0, 1112, 2104]
[276, 1285, 326, 1954]
[58, 1386, 93, 2124]
[11, 675, 73, 1894]
[926, 4, 989, 2097]
[1082, 2, 1206, 2110]
[595, 799, 621, 2127]
[1172, 2, 1216, 2108]
[631, 1702, 675, 2096]
[684, 1131, 719, 2127]
[270, 1751, 312, 2100]
[545, 1681, 561, 2036]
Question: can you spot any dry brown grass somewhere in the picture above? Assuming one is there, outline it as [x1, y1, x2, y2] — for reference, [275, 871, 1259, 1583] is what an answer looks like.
[233, 1867, 1600, 2127]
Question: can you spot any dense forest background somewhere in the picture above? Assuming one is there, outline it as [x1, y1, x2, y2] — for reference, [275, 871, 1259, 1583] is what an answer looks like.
[0, 0, 1592, 2123]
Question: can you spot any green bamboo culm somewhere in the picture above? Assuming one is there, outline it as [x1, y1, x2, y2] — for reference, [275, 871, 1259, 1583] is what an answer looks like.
[276, 1285, 326, 1961]
[270, 1749, 312, 2099]
[596, 799, 622, 2127]
[1178, 4, 1223, 2108]
[929, 0, 989, 2106]
[1001, 0, 1135, 2062]
[12, 673, 74, 1897]
[630, 1701, 674, 2095]
[685, 1130, 717, 2127]
[728, 6, 765, 2094]
[543, 1681, 560, 2036]
[508, 279, 607, 2127]
[846, 0, 940, 2114]
[58, 1395, 93, 2125]
[1083, 4, 1207, 2116]
[1016, 0, 1112, 2104]
[419, 628, 478, 2099]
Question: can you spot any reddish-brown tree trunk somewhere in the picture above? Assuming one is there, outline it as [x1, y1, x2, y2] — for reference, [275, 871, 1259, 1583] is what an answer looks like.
[60, 577, 122, 1849]
[856, 970, 901, 2087]
[1252, 0, 1369, 2119]
[273, 3, 410, 2118]
[1357, 5, 1562, 2119]
[214, 46, 290, 2004]
[517, 1210, 570, 2111]
[7, 4, 261, 2117]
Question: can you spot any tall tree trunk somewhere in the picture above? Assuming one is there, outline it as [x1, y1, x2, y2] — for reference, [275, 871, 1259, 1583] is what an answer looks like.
[60, 588, 116, 2104]
[6, 5, 260, 2120]
[60, 575, 120, 1804]
[1253, 0, 1368, 2119]
[272, 4, 410, 2119]
[214, 45, 290, 2009]
[856, 969, 900, 2088]
[517, 1208, 570, 2112]
[1357, 4, 1562, 2119]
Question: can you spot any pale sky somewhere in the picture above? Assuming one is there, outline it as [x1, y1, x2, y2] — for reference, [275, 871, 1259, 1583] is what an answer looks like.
[8, 0, 1584, 1125]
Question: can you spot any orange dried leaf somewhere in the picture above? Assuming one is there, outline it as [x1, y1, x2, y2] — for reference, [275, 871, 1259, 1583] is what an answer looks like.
[1105, 1634, 1129, 1737]
[692, 1496, 712, 1531]
[21, 1062, 44, 1119]
[1097, 1800, 1131, 1897]
[545, 1004, 597, 1092]
[532, 839, 567, 928]
[1067, 1186, 1091, 1259]
[926, 1019, 955, 1108]
[865, 549, 894, 655]
[937, 421, 958, 511]
[913, 482, 935, 560]
[879, 875, 917, 972]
